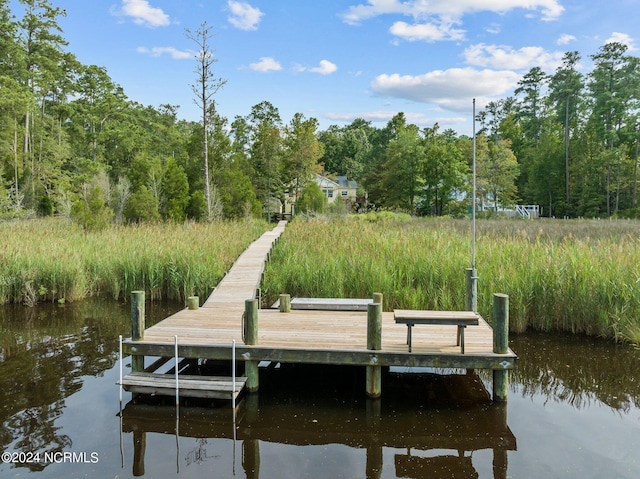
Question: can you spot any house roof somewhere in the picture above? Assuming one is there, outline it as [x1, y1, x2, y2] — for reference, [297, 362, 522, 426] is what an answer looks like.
[316, 174, 358, 190]
[336, 176, 358, 189]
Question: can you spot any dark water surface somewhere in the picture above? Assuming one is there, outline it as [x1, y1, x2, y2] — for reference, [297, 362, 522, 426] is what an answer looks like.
[0, 299, 638, 478]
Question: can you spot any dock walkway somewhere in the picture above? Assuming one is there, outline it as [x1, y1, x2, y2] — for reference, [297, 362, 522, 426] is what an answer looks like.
[121, 220, 516, 400]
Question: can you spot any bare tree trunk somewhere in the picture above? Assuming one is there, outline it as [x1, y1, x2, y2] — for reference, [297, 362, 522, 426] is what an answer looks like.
[633, 137, 638, 209]
[186, 22, 227, 221]
[565, 96, 570, 207]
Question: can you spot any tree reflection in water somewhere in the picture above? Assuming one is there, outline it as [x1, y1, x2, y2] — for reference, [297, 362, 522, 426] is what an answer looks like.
[509, 332, 640, 412]
[1, 300, 639, 478]
[0, 299, 177, 472]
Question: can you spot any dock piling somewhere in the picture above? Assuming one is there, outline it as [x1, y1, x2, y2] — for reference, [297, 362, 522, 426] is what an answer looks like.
[131, 291, 145, 372]
[279, 294, 291, 313]
[366, 300, 382, 398]
[492, 293, 509, 402]
[245, 299, 259, 392]
[187, 296, 199, 310]
[465, 268, 478, 312]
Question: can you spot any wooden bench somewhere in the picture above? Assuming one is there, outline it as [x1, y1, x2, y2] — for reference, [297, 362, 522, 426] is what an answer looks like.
[393, 310, 480, 354]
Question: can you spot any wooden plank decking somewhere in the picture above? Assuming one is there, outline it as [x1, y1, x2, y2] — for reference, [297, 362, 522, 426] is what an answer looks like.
[122, 219, 517, 399]
[202, 220, 286, 307]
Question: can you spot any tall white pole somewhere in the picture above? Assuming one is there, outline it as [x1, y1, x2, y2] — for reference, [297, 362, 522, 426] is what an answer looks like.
[472, 99, 477, 271]
[118, 335, 123, 405]
[471, 99, 478, 312]
[174, 335, 179, 407]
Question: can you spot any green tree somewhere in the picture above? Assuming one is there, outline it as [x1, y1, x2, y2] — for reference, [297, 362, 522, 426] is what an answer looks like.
[296, 181, 326, 214]
[421, 125, 468, 216]
[588, 42, 639, 215]
[124, 185, 160, 222]
[548, 51, 584, 208]
[247, 101, 283, 218]
[282, 113, 323, 204]
[160, 157, 190, 221]
[476, 135, 520, 210]
[372, 114, 425, 213]
[70, 185, 113, 230]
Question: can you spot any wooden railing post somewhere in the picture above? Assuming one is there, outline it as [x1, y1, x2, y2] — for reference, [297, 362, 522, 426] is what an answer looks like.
[244, 299, 259, 392]
[492, 293, 509, 402]
[131, 291, 145, 372]
[366, 301, 382, 398]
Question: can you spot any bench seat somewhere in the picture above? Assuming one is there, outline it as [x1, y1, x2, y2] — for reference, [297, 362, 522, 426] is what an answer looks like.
[393, 310, 480, 353]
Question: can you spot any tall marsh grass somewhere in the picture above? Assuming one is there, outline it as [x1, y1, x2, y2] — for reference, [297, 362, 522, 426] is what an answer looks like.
[0, 218, 267, 305]
[262, 215, 640, 345]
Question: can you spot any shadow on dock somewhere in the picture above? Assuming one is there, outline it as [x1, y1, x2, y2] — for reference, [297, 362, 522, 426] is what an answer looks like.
[120, 365, 516, 478]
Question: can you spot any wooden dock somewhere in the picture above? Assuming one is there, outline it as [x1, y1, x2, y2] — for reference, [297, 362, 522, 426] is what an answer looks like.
[121, 220, 517, 401]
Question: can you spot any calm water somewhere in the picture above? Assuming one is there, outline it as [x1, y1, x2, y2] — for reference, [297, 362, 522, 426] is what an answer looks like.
[0, 299, 639, 479]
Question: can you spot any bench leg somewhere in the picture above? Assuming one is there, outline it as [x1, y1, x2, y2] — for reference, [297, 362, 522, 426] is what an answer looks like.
[407, 324, 413, 352]
[459, 326, 465, 354]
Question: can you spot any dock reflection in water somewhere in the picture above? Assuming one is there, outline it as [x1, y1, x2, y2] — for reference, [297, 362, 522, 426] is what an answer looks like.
[120, 365, 516, 479]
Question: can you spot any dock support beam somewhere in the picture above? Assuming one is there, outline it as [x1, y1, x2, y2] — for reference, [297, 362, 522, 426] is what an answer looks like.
[492, 293, 509, 402]
[131, 291, 145, 373]
[244, 299, 259, 392]
[366, 297, 382, 398]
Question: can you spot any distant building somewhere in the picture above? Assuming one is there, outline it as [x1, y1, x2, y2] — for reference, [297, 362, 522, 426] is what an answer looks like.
[284, 174, 360, 215]
[317, 175, 358, 204]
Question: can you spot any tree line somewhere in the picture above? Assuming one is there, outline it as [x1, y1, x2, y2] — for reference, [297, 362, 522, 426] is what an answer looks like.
[1, 0, 639, 226]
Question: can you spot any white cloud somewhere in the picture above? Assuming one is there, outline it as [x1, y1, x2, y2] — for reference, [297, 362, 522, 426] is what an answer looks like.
[370, 67, 521, 112]
[309, 60, 338, 75]
[324, 110, 466, 127]
[557, 34, 576, 46]
[249, 57, 282, 72]
[389, 20, 465, 42]
[136, 46, 192, 59]
[340, 0, 564, 25]
[296, 60, 338, 75]
[112, 0, 170, 28]
[486, 23, 501, 34]
[606, 32, 637, 51]
[463, 43, 564, 71]
[228, 1, 264, 31]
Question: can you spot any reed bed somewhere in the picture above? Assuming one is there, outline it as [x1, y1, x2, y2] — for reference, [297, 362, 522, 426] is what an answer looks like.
[262, 215, 640, 345]
[0, 218, 267, 305]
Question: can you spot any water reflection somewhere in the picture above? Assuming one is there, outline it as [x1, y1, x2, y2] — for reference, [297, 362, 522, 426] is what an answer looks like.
[510, 332, 640, 412]
[121, 366, 515, 478]
[0, 300, 176, 473]
[1, 300, 639, 479]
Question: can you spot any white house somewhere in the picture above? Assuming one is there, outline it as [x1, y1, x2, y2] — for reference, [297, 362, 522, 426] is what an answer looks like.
[317, 175, 358, 204]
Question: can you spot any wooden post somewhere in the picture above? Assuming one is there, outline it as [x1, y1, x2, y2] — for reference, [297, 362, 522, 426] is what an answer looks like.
[242, 439, 260, 479]
[373, 292, 383, 311]
[465, 268, 477, 312]
[131, 291, 145, 373]
[187, 296, 199, 310]
[492, 293, 509, 402]
[366, 444, 383, 479]
[492, 403, 509, 479]
[132, 430, 146, 476]
[366, 302, 382, 398]
[279, 293, 291, 313]
[244, 299, 259, 392]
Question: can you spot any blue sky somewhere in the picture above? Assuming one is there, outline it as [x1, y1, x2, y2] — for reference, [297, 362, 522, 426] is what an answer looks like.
[10, 0, 639, 135]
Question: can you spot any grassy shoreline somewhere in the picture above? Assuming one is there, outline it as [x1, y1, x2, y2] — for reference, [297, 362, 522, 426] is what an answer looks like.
[262, 215, 640, 345]
[3, 215, 639, 345]
[0, 218, 268, 305]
